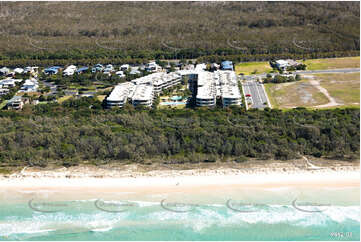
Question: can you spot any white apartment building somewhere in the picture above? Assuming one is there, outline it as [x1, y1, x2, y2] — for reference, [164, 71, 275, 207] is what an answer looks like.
[130, 84, 154, 107]
[106, 65, 242, 109]
[151, 72, 181, 94]
[106, 82, 136, 108]
[195, 71, 217, 107]
[218, 71, 242, 107]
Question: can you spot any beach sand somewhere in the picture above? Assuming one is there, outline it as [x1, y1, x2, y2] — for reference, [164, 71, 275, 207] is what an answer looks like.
[0, 163, 359, 194]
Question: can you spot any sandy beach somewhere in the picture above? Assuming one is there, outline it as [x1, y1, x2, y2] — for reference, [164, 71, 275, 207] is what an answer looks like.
[0, 161, 359, 193]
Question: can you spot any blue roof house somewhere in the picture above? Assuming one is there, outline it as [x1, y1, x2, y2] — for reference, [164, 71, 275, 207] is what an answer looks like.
[221, 61, 233, 71]
[76, 67, 89, 74]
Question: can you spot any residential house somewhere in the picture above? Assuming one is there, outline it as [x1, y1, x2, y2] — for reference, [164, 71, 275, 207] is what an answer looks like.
[0, 67, 10, 76]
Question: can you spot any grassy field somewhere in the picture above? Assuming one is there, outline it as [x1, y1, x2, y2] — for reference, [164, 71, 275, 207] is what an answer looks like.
[235, 61, 273, 75]
[97, 95, 106, 102]
[315, 72, 360, 107]
[57, 95, 73, 103]
[264, 81, 329, 109]
[0, 100, 8, 109]
[300, 56, 360, 70]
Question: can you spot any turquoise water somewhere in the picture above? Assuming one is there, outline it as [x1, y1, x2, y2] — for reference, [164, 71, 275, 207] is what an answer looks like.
[170, 96, 183, 101]
[0, 187, 359, 241]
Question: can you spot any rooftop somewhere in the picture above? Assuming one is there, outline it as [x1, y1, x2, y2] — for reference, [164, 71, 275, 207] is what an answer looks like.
[107, 82, 136, 102]
[196, 72, 216, 99]
[131, 84, 154, 101]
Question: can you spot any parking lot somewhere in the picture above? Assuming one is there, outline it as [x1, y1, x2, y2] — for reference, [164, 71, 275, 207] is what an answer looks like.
[242, 81, 270, 109]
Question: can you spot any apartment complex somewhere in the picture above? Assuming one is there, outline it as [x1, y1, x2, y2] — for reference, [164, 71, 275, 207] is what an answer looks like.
[106, 72, 182, 108]
[192, 70, 242, 107]
[219, 71, 242, 107]
[106, 68, 242, 108]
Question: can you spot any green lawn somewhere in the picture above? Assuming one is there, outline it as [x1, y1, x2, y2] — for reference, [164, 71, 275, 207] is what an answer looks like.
[235, 61, 273, 75]
[300, 56, 360, 70]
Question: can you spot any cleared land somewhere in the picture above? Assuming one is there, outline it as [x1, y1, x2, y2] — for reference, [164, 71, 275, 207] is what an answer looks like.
[265, 71, 360, 109]
[300, 57, 360, 70]
[235, 61, 273, 75]
[315, 72, 360, 107]
[264, 80, 329, 109]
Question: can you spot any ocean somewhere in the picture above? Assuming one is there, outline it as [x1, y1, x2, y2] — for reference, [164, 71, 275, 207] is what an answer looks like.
[0, 186, 359, 241]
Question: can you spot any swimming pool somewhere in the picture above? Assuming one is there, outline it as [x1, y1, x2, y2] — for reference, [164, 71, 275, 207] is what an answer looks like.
[170, 96, 183, 101]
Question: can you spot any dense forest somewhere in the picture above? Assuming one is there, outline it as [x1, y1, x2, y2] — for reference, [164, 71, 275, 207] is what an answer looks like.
[0, 1, 359, 66]
[0, 97, 359, 169]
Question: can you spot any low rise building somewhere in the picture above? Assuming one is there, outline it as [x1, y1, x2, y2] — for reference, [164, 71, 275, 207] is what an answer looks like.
[20, 78, 38, 92]
[218, 71, 241, 107]
[63, 65, 77, 76]
[0, 78, 22, 88]
[195, 71, 217, 107]
[145, 62, 161, 72]
[130, 84, 154, 107]
[44, 66, 62, 75]
[0, 88, 9, 96]
[24, 66, 39, 75]
[76, 67, 89, 74]
[120, 64, 130, 71]
[14, 68, 24, 74]
[106, 82, 136, 108]
[0, 67, 10, 76]
[7, 95, 28, 110]
[221, 61, 234, 71]
[275, 59, 301, 70]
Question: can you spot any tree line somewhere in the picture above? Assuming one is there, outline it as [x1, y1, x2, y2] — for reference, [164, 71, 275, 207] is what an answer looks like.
[0, 97, 358, 169]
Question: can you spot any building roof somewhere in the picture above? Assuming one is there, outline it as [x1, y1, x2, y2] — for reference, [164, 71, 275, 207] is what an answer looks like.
[196, 72, 216, 99]
[131, 84, 153, 101]
[195, 63, 207, 71]
[107, 82, 135, 102]
[8, 95, 22, 103]
[275, 60, 289, 66]
[221, 61, 233, 70]
[76, 67, 89, 72]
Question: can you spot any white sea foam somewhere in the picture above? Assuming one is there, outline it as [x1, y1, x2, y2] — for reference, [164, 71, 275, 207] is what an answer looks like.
[0, 200, 359, 236]
[90, 227, 113, 232]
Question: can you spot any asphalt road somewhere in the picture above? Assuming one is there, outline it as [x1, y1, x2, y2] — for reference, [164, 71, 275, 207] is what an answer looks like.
[295, 68, 360, 74]
[242, 81, 269, 109]
[243, 68, 360, 80]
